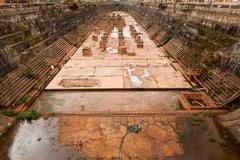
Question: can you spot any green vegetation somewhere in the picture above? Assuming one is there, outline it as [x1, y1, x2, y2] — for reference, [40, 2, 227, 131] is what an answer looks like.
[164, 34, 173, 42]
[208, 30, 230, 47]
[1, 109, 41, 120]
[21, 69, 37, 79]
[168, 121, 184, 138]
[197, 28, 235, 70]
[193, 113, 205, 121]
[34, 79, 43, 90]
[50, 112, 56, 116]
[203, 49, 220, 69]
[1, 109, 19, 117]
[15, 94, 31, 106]
[21, 70, 34, 77]
[207, 111, 216, 118]
[44, 71, 51, 79]
[204, 27, 233, 48]
[46, 5, 55, 11]
[218, 139, 227, 150]
[208, 136, 216, 142]
[23, 34, 32, 41]
[16, 109, 41, 120]
[199, 124, 207, 130]
[183, 26, 234, 70]
[186, 55, 198, 68]
[163, 19, 185, 43]
[146, 22, 154, 29]
[223, 134, 228, 139]
[185, 46, 203, 68]
[187, 113, 207, 130]
[187, 119, 200, 126]
[176, 129, 183, 138]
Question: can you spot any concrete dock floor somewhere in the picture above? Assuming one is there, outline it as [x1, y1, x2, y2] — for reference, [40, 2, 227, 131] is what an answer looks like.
[30, 91, 181, 113]
[46, 12, 190, 90]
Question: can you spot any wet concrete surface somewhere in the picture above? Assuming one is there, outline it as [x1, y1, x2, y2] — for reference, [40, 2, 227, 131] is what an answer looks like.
[0, 118, 79, 160]
[0, 115, 15, 136]
[29, 91, 181, 113]
[1, 116, 239, 159]
[176, 116, 240, 160]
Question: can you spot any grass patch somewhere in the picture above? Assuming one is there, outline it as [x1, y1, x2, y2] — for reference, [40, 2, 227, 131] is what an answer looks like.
[208, 136, 216, 142]
[21, 70, 34, 77]
[34, 79, 43, 90]
[199, 124, 207, 130]
[187, 113, 207, 130]
[1, 109, 19, 117]
[187, 119, 201, 126]
[207, 111, 216, 118]
[186, 55, 199, 68]
[50, 112, 56, 116]
[208, 30, 230, 46]
[1, 109, 41, 120]
[218, 139, 227, 150]
[15, 94, 31, 106]
[193, 113, 205, 121]
[16, 109, 41, 120]
[223, 134, 228, 139]
[176, 129, 183, 138]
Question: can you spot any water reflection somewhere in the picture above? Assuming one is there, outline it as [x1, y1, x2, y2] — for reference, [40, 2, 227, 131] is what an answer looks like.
[9, 118, 79, 160]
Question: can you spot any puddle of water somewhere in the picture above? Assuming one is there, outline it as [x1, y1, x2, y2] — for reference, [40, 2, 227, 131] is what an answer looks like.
[141, 69, 151, 78]
[9, 118, 79, 160]
[106, 47, 118, 54]
[126, 67, 143, 88]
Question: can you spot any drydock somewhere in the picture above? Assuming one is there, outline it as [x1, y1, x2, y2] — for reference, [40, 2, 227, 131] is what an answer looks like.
[46, 12, 190, 90]
[0, 2, 239, 160]
[31, 12, 191, 114]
